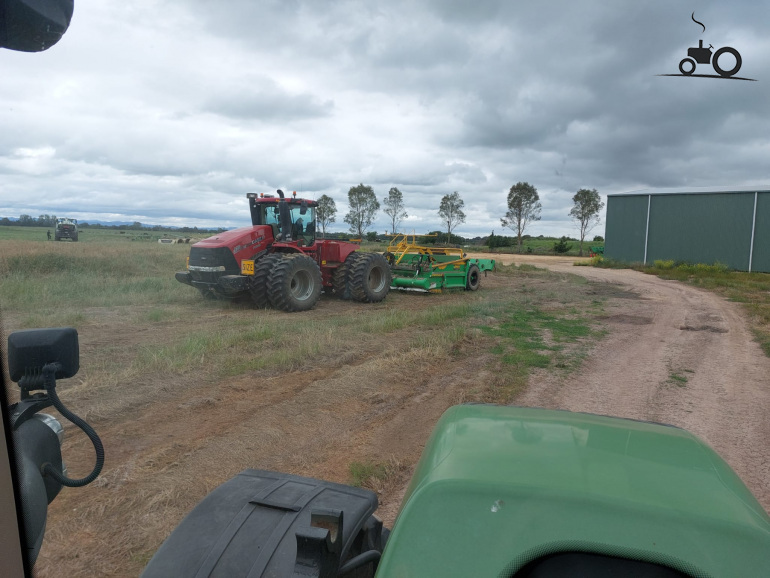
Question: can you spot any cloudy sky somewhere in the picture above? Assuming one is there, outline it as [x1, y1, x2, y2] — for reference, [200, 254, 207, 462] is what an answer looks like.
[1, 0, 768, 237]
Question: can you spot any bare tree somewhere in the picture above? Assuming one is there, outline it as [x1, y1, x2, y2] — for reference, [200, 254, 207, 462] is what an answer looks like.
[316, 194, 337, 238]
[383, 187, 408, 234]
[438, 191, 466, 244]
[569, 188, 604, 256]
[501, 182, 541, 253]
[343, 184, 379, 238]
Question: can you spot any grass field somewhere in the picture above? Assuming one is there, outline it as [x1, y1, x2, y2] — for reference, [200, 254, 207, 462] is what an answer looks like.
[0, 229, 613, 576]
[1, 234, 606, 412]
[484, 237, 604, 256]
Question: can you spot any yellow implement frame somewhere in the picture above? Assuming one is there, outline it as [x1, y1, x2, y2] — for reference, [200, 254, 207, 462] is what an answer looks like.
[385, 232, 468, 268]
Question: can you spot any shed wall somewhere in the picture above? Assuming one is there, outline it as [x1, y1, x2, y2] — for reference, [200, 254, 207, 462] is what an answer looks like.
[752, 193, 770, 273]
[646, 193, 754, 270]
[605, 191, 770, 273]
[605, 195, 648, 263]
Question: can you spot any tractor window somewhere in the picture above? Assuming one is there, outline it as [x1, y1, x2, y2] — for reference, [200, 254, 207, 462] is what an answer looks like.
[289, 205, 316, 245]
[264, 205, 281, 227]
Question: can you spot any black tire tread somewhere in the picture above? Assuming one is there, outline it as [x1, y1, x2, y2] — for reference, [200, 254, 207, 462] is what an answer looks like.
[350, 253, 391, 303]
[332, 252, 362, 300]
[267, 254, 322, 312]
[466, 264, 481, 291]
[249, 253, 281, 308]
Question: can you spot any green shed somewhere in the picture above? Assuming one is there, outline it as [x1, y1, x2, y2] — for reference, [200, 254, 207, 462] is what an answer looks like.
[605, 186, 770, 273]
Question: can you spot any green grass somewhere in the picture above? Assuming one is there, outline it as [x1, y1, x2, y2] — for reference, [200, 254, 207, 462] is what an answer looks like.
[481, 307, 596, 364]
[0, 225, 198, 244]
[668, 372, 688, 386]
[0, 239, 195, 313]
[349, 461, 389, 487]
[484, 238, 602, 257]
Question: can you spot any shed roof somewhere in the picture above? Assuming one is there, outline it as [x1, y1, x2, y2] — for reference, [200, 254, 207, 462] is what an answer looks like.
[609, 185, 770, 197]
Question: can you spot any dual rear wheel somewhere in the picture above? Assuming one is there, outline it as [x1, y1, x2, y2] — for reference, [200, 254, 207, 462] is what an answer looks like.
[249, 251, 391, 312]
[334, 252, 391, 303]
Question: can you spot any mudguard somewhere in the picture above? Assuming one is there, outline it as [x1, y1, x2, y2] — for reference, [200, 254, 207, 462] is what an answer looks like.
[142, 469, 382, 578]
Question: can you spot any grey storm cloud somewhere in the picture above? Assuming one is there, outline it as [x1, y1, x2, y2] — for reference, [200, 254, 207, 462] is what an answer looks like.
[203, 80, 334, 122]
[0, 0, 768, 236]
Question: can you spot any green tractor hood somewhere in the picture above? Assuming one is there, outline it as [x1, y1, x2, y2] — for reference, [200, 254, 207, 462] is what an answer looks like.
[378, 405, 770, 577]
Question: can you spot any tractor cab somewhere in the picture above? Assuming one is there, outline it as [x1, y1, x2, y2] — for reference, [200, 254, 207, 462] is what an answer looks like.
[248, 191, 317, 247]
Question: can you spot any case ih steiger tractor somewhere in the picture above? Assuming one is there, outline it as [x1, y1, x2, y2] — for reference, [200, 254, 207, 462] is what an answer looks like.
[175, 190, 391, 312]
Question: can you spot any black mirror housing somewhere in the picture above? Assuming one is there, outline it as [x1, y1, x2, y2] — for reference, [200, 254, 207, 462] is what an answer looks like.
[0, 0, 74, 52]
[8, 327, 79, 383]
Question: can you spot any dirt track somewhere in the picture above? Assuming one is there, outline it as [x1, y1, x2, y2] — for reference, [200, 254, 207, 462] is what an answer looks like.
[30, 254, 770, 576]
[484, 254, 770, 510]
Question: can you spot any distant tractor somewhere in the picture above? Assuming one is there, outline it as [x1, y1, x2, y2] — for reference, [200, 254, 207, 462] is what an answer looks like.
[54, 218, 78, 241]
[175, 191, 391, 312]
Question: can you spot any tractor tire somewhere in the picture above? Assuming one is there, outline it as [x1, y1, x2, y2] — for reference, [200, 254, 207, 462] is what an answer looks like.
[72, 233, 78, 242]
[465, 264, 481, 291]
[249, 253, 282, 309]
[332, 252, 362, 300]
[350, 253, 391, 303]
[712, 46, 742, 77]
[267, 254, 322, 312]
[679, 57, 696, 75]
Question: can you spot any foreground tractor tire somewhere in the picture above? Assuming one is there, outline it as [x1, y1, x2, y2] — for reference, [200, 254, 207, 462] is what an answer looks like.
[466, 264, 481, 291]
[332, 252, 362, 300]
[249, 253, 281, 308]
[267, 254, 322, 312]
[350, 253, 391, 303]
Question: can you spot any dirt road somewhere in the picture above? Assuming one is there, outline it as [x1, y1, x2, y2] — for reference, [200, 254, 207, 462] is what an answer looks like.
[482, 254, 770, 510]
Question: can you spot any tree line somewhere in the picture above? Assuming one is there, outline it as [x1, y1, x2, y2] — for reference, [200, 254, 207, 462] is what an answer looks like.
[0, 216, 224, 235]
[4, 184, 604, 254]
[1, 214, 59, 227]
[317, 182, 604, 255]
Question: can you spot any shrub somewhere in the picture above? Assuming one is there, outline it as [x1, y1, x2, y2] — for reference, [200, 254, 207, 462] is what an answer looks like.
[653, 259, 675, 269]
[691, 262, 729, 274]
[553, 236, 572, 254]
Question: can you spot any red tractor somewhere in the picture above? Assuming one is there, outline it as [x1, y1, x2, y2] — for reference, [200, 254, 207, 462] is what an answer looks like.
[175, 190, 391, 312]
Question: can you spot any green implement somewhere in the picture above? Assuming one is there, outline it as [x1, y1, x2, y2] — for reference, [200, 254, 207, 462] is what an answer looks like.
[385, 233, 495, 292]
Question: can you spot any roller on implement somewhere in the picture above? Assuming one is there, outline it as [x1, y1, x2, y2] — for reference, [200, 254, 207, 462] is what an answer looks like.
[384, 232, 495, 292]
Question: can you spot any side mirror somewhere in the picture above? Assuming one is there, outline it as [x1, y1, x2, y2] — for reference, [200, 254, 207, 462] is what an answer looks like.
[8, 327, 79, 385]
[0, 0, 74, 52]
[300, 201, 308, 216]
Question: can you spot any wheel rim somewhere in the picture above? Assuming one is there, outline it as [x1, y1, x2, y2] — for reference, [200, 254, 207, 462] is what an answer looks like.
[290, 270, 314, 301]
[368, 266, 387, 293]
[469, 270, 479, 286]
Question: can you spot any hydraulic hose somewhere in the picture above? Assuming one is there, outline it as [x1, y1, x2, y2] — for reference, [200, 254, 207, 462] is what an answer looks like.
[40, 364, 104, 487]
[338, 550, 381, 576]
